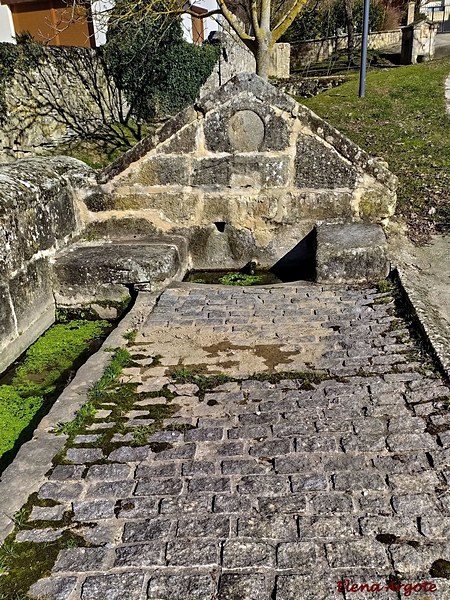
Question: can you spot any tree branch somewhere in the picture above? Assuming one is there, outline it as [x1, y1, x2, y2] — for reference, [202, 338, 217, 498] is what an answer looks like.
[250, 0, 261, 37]
[260, 0, 271, 34]
[216, 0, 255, 40]
[272, 0, 308, 40]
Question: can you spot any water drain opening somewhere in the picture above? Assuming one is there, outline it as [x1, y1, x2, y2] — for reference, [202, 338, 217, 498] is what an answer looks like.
[214, 222, 226, 233]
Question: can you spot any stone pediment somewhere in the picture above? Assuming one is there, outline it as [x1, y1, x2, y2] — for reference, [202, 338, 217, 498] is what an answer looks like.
[89, 73, 396, 271]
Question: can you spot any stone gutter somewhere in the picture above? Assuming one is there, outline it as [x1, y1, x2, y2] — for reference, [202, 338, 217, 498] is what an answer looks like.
[0, 292, 159, 544]
[389, 234, 450, 381]
[396, 266, 450, 380]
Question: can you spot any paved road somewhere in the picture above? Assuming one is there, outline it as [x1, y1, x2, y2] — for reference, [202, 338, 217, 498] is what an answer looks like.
[7, 282, 450, 599]
[435, 33, 450, 58]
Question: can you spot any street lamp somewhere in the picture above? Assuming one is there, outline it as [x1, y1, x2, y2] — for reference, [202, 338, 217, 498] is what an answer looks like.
[359, 0, 371, 97]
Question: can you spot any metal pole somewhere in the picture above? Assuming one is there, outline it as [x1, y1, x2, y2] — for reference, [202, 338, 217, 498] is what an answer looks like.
[359, 0, 371, 97]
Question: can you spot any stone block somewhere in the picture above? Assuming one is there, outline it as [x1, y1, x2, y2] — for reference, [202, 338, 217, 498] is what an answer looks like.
[193, 153, 289, 189]
[122, 519, 172, 542]
[217, 574, 271, 600]
[54, 547, 110, 572]
[295, 134, 357, 189]
[110, 190, 201, 221]
[53, 241, 182, 309]
[325, 540, 390, 569]
[28, 576, 77, 600]
[82, 572, 145, 600]
[130, 155, 189, 186]
[155, 121, 199, 154]
[114, 543, 165, 567]
[358, 184, 396, 221]
[278, 190, 354, 222]
[315, 223, 389, 284]
[9, 258, 54, 336]
[166, 539, 219, 566]
[222, 540, 276, 568]
[192, 156, 230, 186]
[147, 574, 215, 600]
[203, 99, 292, 154]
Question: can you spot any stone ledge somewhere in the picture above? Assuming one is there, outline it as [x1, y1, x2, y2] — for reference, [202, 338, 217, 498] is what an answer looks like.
[53, 239, 188, 314]
[0, 292, 159, 544]
[397, 266, 450, 379]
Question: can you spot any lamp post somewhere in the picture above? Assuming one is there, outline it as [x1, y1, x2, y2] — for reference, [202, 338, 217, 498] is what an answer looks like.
[359, 0, 371, 97]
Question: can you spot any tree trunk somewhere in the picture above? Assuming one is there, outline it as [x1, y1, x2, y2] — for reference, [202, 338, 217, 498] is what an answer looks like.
[344, 0, 355, 66]
[255, 36, 272, 79]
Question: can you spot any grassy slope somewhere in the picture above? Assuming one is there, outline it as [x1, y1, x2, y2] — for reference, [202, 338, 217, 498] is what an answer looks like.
[303, 58, 450, 241]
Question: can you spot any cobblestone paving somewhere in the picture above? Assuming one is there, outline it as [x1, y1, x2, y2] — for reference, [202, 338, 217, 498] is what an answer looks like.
[12, 282, 450, 599]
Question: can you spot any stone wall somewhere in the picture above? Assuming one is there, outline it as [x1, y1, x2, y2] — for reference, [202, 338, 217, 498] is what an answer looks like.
[0, 45, 119, 164]
[0, 157, 92, 373]
[291, 29, 403, 68]
[80, 74, 397, 272]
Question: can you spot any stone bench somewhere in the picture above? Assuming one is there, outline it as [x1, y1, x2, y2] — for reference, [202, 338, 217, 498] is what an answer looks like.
[315, 223, 389, 284]
[53, 237, 187, 318]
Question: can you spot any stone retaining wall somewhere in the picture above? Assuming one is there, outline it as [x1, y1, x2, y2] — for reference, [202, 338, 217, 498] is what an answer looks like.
[291, 29, 402, 68]
[0, 46, 118, 164]
[201, 34, 290, 97]
[0, 157, 92, 373]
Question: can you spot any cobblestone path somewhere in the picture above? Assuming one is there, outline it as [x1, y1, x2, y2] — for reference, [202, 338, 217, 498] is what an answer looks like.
[11, 282, 450, 599]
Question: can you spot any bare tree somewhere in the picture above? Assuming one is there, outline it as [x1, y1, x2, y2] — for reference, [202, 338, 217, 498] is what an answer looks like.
[59, 0, 310, 78]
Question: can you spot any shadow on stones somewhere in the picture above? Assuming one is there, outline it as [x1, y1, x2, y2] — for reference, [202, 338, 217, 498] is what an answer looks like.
[430, 559, 450, 578]
[270, 229, 316, 282]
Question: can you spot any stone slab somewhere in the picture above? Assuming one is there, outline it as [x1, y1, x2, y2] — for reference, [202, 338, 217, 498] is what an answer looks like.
[315, 223, 389, 283]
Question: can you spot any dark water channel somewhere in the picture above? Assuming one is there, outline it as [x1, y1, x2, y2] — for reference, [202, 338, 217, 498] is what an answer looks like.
[184, 269, 284, 286]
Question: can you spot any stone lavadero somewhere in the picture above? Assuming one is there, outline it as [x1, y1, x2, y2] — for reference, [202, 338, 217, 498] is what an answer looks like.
[0, 73, 396, 371]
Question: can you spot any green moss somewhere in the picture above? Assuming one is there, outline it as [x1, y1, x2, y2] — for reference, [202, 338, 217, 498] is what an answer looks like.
[248, 370, 329, 386]
[377, 280, 392, 293]
[430, 559, 450, 579]
[0, 388, 43, 458]
[0, 320, 109, 462]
[54, 348, 132, 441]
[0, 531, 85, 598]
[166, 422, 196, 432]
[123, 329, 138, 344]
[169, 367, 329, 396]
[0, 491, 85, 598]
[218, 272, 264, 286]
[12, 321, 108, 398]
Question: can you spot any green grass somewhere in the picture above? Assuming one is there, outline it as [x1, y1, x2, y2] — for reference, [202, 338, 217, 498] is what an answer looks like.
[54, 347, 132, 437]
[0, 320, 109, 460]
[303, 58, 450, 241]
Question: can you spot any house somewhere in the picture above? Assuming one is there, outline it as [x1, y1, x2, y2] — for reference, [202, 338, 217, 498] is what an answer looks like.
[182, 0, 220, 44]
[0, 0, 103, 46]
[0, 0, 219, 46]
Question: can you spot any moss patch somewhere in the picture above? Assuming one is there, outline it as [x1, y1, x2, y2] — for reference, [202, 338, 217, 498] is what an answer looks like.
[0, 493, 83, 598]
[0, 531, 86, 598]
[53, 349, 179, 459]
[0, 320, 109, 463]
